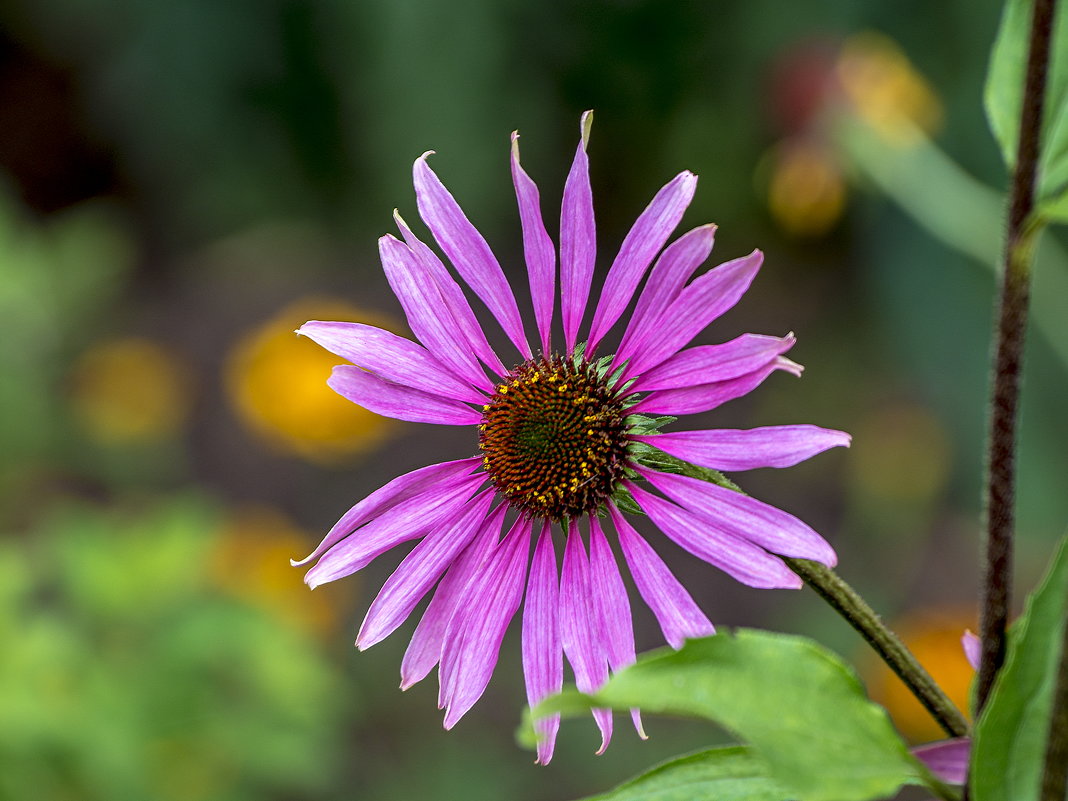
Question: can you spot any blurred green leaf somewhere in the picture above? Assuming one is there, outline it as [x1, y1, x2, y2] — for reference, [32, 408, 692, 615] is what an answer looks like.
[984, 0, 1068, 199]
[971, 535, 1068, 801]
[529, 630, 926, 801]
[1038, 186, 1068, 222]
[574, 746, 786, 801]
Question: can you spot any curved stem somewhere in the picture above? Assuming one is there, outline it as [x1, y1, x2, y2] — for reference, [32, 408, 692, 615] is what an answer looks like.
[783, 557, 969, 738]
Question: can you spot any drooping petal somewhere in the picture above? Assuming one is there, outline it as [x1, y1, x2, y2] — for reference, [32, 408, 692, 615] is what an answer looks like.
[587, 171, 698, 354]
[400, 505, 505, 689]
[615, 224, 716, 367]
[588, 515, 645, 738]
[630, 333, 796, 392]
[524, 522, 562, 765]
[634, 424, 851, 471]
[609, 505, 715, 649]
[627, 482, 801, 589]
[328, 365, 482, 425]
[912, 738, 971, 785]
[511, 132, 555, 355]
[560, 111, 596, 354]
[379, 233, 494, 390]
[356, 492, 494, 649]
[293, 458, 480, 567]
[304, 473, 484, 588]
[560, 519, 613, 752]
[962, 630, 981, 671]
[625, 249, 764, 375]
[413, 153, 531, 359]
[640, 469, 837, 566]
[440, 516, 531, 728]
[299, 321, 486, 403]
[632, 358, 794, 417]
[394, 211, 507, 377]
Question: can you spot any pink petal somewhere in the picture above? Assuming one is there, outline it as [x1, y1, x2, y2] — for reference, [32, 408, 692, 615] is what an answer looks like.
[400, 505, 505, 689]
[640, 469, 837, 566]
[587, 171, 698, 353]
[379, 233, 495, 390]
[413, 153, 531, 360]
[615, 225, 717, 368]
[440, 516, 531, 728]
[609, 504, 715, 649]
[626, 482, 802, 589]
[524, 522, 562, 765]
[632, 358, 793, 417]
[962, 630, 981, 671]
[393, 212, 507, 377]
[560, 520, 613, 752]
[356, 492, 494, 649]
[298, 321, 486, 404]
[303, 473, 484, 588]
[560, 111, 596, 354]
[633, 424, 851, 471]
[626, 249, 764, 375]
[912, 738, 971, 785]
[292, 458, 480, 567]
[630, 334, 796, 392]
[588, 515, 645, 738]
[511, 132, 555, 355]
[328, 365, 482, 425]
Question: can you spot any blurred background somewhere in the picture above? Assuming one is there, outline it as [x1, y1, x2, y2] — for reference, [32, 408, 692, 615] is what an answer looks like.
[1, 0, 1066, 799]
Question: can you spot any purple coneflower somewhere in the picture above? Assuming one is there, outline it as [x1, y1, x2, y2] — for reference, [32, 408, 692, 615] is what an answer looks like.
[294, 111, 850, 764]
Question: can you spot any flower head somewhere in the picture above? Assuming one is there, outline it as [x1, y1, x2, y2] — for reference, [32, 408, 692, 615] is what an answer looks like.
[295, 112, 850, 763]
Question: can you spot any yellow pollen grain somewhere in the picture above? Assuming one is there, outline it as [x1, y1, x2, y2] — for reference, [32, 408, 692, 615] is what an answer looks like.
[498, 386, 508, 395]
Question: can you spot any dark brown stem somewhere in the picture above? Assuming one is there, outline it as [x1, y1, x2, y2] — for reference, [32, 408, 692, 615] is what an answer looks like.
[978, 0, 1055, 713]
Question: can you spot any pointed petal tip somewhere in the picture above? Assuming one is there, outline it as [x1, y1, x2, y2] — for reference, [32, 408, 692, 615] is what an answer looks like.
[778, 356, 805, 376]
[579, 110, 593, 147]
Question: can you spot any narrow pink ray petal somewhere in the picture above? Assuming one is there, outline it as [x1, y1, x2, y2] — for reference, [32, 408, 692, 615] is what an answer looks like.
[328, 365, 482, 425]
[413, 153, 531, 359]
[560, 111, 596, 354]
[641, 469, 837, 566]
[394, 211, 506, 377]
[511, 132, 556, 355]
[379, 234, 494, 390]
[609, 504, 715, 649]
[400, 505, 505, 690]
[626, 249, 764, 375]
[292, 458, 479, 567]
[912, 738, 971, 785]
[962, 630, 981, 671]
[615, 225, 717, 367]
[440, 517, 532, 728]
[299, 321, 487, 404]
[634, 424, 851, 471]
[587, 171, 698, 353]
[560, 520, 613, 753]
[626, 482, 801, 589]
[356, 492, 494, 649]
[588, 516, 645, 738]
[303, 473, 484, 588]
[630, 333, 796, 392]
[632, 358, 792, 417]
[524, 522, 562, 765]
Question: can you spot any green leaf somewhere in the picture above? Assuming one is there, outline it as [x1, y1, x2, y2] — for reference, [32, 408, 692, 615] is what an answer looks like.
[1038, 186, 1068, 223]
[971, 535, 1068, 801]
[530, 630, 924, 801]
[984, 0, 1068, 199]
[574, 746, 788, 801]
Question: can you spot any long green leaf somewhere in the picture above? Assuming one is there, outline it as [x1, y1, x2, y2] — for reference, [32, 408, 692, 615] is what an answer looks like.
[971, 535, 1068, 801]
[575, 746, 787, 801]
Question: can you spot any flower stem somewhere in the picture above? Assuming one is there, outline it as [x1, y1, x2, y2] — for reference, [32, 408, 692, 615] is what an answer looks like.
[1039, 610, 1068, 801]
[978, 0, 1055, 715]
[783, 557, 969, 738]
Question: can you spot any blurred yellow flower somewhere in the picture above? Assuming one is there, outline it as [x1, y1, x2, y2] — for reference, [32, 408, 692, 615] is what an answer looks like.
[226, 298, 397, 462]
[767, 139, 846, 237]
[70, 337, 192, 443]
[864, 606, 976, 742]
[837, 32, 943, 147]
[209, 505, 350, 636]
[849, 402, 951, 504]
